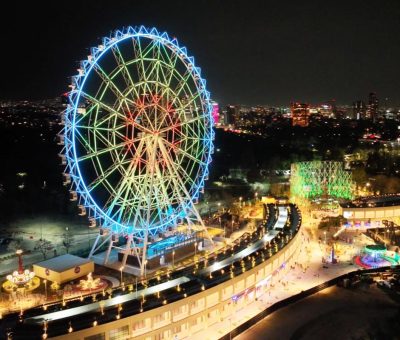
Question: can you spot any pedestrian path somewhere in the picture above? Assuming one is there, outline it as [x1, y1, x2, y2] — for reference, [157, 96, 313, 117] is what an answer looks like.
[188, 227, 359, 340]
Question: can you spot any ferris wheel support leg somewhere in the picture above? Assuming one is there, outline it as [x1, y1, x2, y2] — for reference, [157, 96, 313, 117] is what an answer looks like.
[88, 234, 101, 259]
[190, 204, 214, 245]
[104, 237, 115, 265]
[121, 235, 133, 268]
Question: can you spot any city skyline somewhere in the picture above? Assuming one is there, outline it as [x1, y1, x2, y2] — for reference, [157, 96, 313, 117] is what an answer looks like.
[1, 1, 400, 106]
[1, 7, 400, 338]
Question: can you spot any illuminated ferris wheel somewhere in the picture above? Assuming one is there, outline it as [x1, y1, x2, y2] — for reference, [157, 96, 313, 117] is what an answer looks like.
[61, 26, 214, 273]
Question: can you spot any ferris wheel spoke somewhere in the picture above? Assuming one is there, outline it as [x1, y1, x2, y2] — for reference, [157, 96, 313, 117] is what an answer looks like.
[162, 46, 180, 91]
[133, 37, 153, 97]
[87, 156, 131, 193]
[110, 44, 141, 101]
[157, 138, 196, 210]
[170, 71, 194, 104]
[105, 137, 146, 217]
[114, 161, 149, 224]
[172, 93, 202, 120]
[154, 164, 174, 212]
[92, 63, 133, 105]
[76, 125, 127, 142]
[76, 140, 127, 162]
[162, 138, 206, 168]
[81, 92, 154, 135]
[160, 141, 196, 195]
[81, 92, 123, 119]
[175, 162, 198, 190]
[157, 116, 204, 135]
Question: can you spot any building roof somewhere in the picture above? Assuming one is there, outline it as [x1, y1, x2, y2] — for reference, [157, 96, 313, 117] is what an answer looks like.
[340, 194, 400, 209]
[34, 254, 92, 273]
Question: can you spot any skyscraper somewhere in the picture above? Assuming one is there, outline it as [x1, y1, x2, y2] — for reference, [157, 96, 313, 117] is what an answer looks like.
[211, 101, 220, 125]
[291, 102, 310, 127]
[366, 92, 379, 121]
[225, 105, 239, 126]
[352, 100, 366, 120]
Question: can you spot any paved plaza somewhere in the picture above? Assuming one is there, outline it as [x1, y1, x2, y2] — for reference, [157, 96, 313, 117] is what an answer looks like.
[190, 225, 371, 340]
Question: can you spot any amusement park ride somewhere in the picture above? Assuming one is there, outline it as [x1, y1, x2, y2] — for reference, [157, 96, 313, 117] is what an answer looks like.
[60, 26, 215, 276]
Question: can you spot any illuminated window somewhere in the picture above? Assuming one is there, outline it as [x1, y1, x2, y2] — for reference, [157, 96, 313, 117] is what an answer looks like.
[84, 334, 105, 340]
[154, 331, 169, 340]
[173, 324, 182, 334]
[173, 305, 188, 317]
[154, 312, 168, 325]
[133, 319, 146, 331]
[109, 325, 129, 340]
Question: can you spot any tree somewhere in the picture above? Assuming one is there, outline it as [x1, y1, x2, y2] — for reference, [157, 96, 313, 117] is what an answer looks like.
[34, 239, 54, 259]
[7, 237, 24, 253]
[62, 231, 75, 254]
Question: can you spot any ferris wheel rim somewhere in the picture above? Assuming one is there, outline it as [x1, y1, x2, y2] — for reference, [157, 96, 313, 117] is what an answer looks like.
[64, 26, 214, 237]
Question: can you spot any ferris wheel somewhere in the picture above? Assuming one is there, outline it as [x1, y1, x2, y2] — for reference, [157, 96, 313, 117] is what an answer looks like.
[61, 26, 214, 273]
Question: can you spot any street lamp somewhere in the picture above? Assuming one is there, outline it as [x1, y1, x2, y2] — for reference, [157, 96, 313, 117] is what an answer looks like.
[172, 251, 175, 268]
[254, 192, 258, 203]
[119, 266, 124, 286]
[194, 242, 197, 258]
[228, 317, 232, 340]
[43, 279, 47, 300]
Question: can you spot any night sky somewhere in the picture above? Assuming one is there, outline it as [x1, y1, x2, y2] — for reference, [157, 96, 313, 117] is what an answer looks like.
[1, 0, 400, 106]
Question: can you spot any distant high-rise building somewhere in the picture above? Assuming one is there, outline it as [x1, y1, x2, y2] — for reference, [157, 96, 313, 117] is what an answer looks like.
[211, 101, 220, 125]
[225, 105, 239, 126]
[291, 102, 310, 127]
[366, 92, 379, 121]
[352, 100, 366, 120]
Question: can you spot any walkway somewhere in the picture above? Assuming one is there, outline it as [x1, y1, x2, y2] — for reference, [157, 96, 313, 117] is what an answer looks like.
[237, 285, 400, 340]
[188, 226, 366, 340]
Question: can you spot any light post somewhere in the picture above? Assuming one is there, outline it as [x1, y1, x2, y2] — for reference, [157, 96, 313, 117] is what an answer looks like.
[239, 196, 242, 208]
[65, 226, 71, 254]
[366, 182, 370, 195]
[194, 242, 197, 258]
[217, 202, 221, 212]
[119, 266, 124, 286]
[254, 192, 258, 204]
[172, 251, 175, 269]
[44, 279, 47, 300]
[228, 317, 232, 340]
